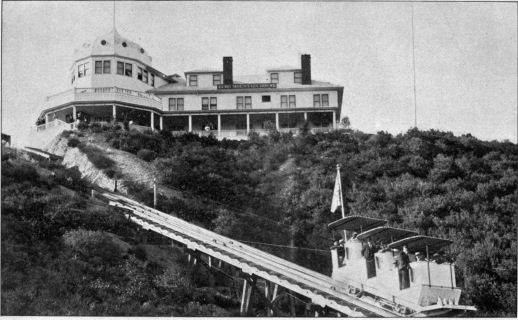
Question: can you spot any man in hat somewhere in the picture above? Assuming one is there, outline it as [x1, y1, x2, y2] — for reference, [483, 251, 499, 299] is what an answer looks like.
[362, 239, 378, 278]
[394, 245, 411, 290]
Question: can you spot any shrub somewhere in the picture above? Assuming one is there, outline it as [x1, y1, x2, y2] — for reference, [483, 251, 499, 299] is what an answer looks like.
[110, 139, 121, 149]
[78, 144, 115, 170]
[77, 121, 88, 131]
[128, 244, 147, 261]
[89, 122, 102, 133]
[137, 149, 157, 162]
[67, 138, 81, 148]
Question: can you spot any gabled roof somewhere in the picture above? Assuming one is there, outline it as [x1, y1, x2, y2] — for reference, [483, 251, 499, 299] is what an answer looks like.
[388, 236, 453, 253]
[328, 216, 387, 232]
[357, 226, 418, 243]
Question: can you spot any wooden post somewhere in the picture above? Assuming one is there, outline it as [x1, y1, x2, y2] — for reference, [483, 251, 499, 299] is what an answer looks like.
[240, 279, 252, 316]
[153, 177, 157, 209]
[289, 291, 296, 316]
[114, 179, 117, 192]
[265, 281, 271, 317]
[91, 189, 94, 198]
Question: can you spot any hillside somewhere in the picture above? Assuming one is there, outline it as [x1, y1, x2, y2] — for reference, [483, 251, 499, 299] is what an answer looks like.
[4, 122, 517, 317]
[1, 147, 240, 316]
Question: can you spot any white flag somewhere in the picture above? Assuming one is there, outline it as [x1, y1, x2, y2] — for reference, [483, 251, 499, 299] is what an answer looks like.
[330, 172, 342, 212]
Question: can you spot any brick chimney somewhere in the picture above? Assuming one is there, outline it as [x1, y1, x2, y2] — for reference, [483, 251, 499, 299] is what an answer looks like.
[223, 57, 233, 85]
[301, 54, 311, 85]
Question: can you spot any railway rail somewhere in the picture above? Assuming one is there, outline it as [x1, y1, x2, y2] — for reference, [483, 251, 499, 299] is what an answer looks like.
[92, 186, 406, 317]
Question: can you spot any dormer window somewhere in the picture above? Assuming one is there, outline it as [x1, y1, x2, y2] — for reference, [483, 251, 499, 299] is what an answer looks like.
[271, 73, 279, 84]
[294, 72, 302, 84]
[213, 74, 221, 86]
[189, 75, 198, 87]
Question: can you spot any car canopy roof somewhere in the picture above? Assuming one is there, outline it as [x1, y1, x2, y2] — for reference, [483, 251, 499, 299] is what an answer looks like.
[328, 215, 387, 233]
[357, 226, 418, 243]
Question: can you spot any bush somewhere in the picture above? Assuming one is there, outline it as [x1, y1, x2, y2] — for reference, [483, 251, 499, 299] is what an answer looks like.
[77, 121, 88, 131]
[78, 144, 115, 170]
[89, 122, 102, 133]
[67, 138, 81, 148]
[137, 149, 157, 162]
[128, 244, 147, 261]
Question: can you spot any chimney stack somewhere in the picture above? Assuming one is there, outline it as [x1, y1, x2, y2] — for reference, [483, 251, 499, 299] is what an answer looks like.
[223, 57, 233, 85]
[301, 54, 311, 85]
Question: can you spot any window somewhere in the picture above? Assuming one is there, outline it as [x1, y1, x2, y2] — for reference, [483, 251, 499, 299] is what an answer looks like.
[210, 97, 217, 110]
[95, 61, 111, 74]
[143, 70, 148, 83]
[294, 72, 302, 83]
[95, 61, 103, 74]
[281, 95, 288, 108]
[77, 62, 90, 78]
[77, 62, 89, 78]
[313, 94, 321, 107]
[124, 63, 132, 77]
[213, 74, 221, 86]
[117, 62, 124, 75]
[168, 98, 184, 111]
[271, 73, 279, 84]
[262, 95, 271, 102]
[322, 94, 329, 107]
[202, 97, 209, 110]
[237, 96, 252, 109]
[189, 75, 198, 87]
[103, 61, 110, 74]
[314, 94, 329, 107]
[137, 67, 143, 80]
[236, 97, 243, 109]
[151, 74, 155, 87]
[289, 95, 296, 108]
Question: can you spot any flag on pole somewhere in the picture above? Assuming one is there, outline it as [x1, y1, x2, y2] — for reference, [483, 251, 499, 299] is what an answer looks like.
[330, 171, 342, 213]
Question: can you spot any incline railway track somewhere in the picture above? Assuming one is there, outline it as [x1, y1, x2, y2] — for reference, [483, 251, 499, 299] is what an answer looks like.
[92, 186, 403, 317]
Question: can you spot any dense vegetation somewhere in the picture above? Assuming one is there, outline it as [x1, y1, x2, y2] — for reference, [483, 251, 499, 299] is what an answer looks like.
[1, 148, 238, 316]
[96, 124, 517, 317]
[4, 121, 517, 317]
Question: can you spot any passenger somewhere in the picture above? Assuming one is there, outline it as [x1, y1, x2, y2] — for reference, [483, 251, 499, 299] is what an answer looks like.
[351, 232, 358, 241]
[415, 252, 425, 261]
[362, 240, 378, 278]
[380, 241, 390, 253]
[432, 253, 446, 264]
[394, 245, 411, 290]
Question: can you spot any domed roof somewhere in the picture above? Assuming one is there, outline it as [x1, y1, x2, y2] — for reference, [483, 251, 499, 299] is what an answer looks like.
[73, 28, 152, 66]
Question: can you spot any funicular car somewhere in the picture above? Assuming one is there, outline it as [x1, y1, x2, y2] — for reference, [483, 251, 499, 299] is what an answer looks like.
[329, 215, 477, 316]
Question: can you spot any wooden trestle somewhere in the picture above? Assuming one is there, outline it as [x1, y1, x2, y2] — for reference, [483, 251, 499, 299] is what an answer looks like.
[93, 186, 401, 317]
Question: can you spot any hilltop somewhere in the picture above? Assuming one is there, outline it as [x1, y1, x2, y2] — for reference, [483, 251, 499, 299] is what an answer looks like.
[3, 123, 517, 317]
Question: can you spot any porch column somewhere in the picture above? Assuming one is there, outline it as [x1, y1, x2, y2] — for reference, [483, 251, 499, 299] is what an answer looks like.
[275, 112, 279, 130]
[72, 106, 77, 120]
[217, 114, 221, 137]
[150, 112, 155, 131]
[188, 115, 192, 132]
[304, 112, 307, 121]
[333, 111, 337, 129]
[159, 115, 163, 131]
[45, 113, 50, 129]
[246, 113, 250, 134]
[112, 105, 117, 120]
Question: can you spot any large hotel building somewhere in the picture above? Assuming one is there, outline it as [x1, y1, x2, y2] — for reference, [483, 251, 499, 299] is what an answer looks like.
[32, 28, 344, 143]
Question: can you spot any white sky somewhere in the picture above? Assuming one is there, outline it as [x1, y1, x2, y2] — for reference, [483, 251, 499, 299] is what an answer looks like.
[2, 1, 517, 146]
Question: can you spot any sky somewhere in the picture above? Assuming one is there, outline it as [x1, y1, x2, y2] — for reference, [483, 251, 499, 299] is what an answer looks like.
[2, 1, 517, 147]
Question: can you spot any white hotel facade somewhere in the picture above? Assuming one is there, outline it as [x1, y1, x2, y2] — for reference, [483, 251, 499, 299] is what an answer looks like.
[32, 28, 344, 142]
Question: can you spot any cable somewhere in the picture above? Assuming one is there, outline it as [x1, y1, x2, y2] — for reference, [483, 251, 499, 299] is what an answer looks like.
[238, 240, 329, 253]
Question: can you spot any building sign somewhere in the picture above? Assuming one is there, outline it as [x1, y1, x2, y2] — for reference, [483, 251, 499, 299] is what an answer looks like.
[217, 83, 277, 90]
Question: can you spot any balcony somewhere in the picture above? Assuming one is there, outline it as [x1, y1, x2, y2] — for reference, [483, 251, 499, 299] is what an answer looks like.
[43, 87, 162, 111]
